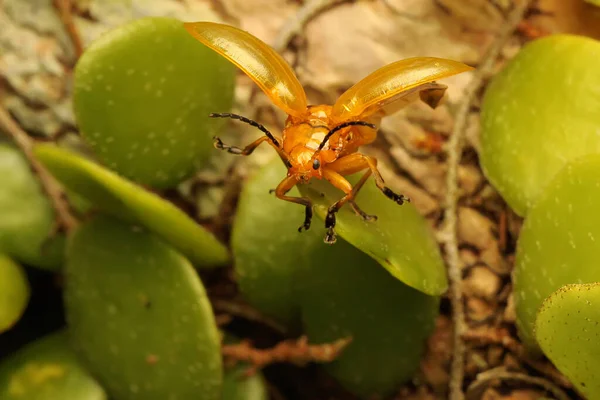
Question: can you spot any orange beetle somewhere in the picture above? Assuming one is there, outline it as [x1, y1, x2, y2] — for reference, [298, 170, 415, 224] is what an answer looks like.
[184, 21, 474, 244]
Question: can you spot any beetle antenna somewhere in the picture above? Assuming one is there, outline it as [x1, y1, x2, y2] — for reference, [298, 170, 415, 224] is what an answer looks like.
[317, 121, 376, 152]
[210, 113, 280, 147]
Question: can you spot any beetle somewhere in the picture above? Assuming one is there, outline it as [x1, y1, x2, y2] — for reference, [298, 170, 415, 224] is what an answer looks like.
[184, 21, 474, 244]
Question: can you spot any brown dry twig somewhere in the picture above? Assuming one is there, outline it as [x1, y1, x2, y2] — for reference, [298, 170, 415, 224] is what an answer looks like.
[53, 0, 84, 59]
[466, 367, 571, 400]
[0, 106, 78, 232]
[442, 1, 535, 399]
[272, 0, 351, 52]
[222, 335, 352, 376]
[53, 0, 84, 58]
[463, 327, 572, 388]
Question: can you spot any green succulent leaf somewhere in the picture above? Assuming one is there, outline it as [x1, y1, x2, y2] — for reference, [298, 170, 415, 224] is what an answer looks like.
[34, 143, 229, 268]
[514, 154, 600, 352]
[65, 216, 222, 400]
[0, 144, 64, 270]
[232, 161, 319, 329]
[299, 169, 447, 296]
[299, 239, 439, 398]
[0, 254, 30, 333]
[222, 365, 269, 400]
[73, 17, 234, 189]
[480, 34, 600, 216]
[535, 283, 600, 398]
[0, 331, 107, 400]
[233, 158, 439, 398]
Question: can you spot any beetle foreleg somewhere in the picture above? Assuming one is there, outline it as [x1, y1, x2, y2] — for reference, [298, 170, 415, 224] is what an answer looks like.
[328, 153, 410, 206]
[213, 136, 271, 155]
[274, 175, 313, 232]
[321, 168, 376, 244]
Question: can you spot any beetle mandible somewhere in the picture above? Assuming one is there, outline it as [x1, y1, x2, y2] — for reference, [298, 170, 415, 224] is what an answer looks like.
[184, 21, 474, 244]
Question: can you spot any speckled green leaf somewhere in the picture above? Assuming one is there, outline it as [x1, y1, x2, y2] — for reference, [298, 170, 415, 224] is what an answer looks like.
[34, 143, 228, 268]
[0, 331, 107, 400]
[73, 17, 234, 189]
[232, 161, 319, 329]
[233, 158, 439, 398]
[535, 283, 600, 398]
[0, 144, 64, 270]
[0, 255, 29, 333]
[514, 154, 600, 352]
[300, 240, 439, 398]
[480, 34, 600, 216]
[65, 216, 222, 400]
[299, 170, 447, 296]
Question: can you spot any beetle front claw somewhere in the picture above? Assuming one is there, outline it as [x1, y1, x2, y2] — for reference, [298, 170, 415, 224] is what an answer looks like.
[382, 186, 409, 205]
[324, 228, 337, 244]
[298, 205, 313, 233]
[213, 137, 243, 154]
[350, 200, 377, 222]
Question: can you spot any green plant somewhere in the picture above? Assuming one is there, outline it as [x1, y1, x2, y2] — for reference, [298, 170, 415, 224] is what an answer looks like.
[233, 158, 444, 398]
[0, 254, 29, 333]
[480, 34, 600, 217]
[1, 14, 456, 400]
[73, 17, 235, 189]
[481, 33, 600, 394]
[0, 144, 64, 270]
[535, 283, 600, 399]
[0, 331, 107, 400]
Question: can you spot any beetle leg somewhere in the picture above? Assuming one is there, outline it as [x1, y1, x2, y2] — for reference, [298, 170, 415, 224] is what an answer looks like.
[274, 175, 313, 232]
[321, 168, 376, 244]
[213, 136, 273, 155]
[328, 153, 409, 205]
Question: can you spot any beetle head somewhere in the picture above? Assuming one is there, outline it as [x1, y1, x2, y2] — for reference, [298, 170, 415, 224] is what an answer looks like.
[288, 147, 323, 182]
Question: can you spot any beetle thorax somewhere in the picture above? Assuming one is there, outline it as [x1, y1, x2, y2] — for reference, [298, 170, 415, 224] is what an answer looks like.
[283, 105, 336, 182]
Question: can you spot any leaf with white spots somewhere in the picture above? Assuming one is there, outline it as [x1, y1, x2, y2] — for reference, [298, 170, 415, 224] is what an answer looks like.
[0, 331, 107, 399]
[299, 170, 447, 296]
[233, 158, 439, 398]
[73, 17, 235, 189]
[535, 283, 600, 398]
[514, 154, 600, 352]
[33, 143, 229, 268]
[65, 216, 222, 400]
[480, 34, 600, 216]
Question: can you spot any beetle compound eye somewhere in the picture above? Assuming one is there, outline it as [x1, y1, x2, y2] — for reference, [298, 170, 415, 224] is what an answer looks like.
[313, 159, 321, 170]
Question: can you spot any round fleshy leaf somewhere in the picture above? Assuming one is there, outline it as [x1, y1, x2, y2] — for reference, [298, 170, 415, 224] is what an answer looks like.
[74, 17, 235, 188]
[222, 365, 268, 400]
[535, 283, 600, 398]
[514, 154, 600, 352]
[480, 34, 600, 216]
[65, 216, 222, 399]
[0, 255, 30, 333]
[33, 143, 228, 268]
[300, 240, 439, 398]
[232, 160, 319, 329]
[233, 158, 439, 397]
[0, 331, 107, 400]
[0, 144, 64, 270]
[298, 169, 447, 296]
